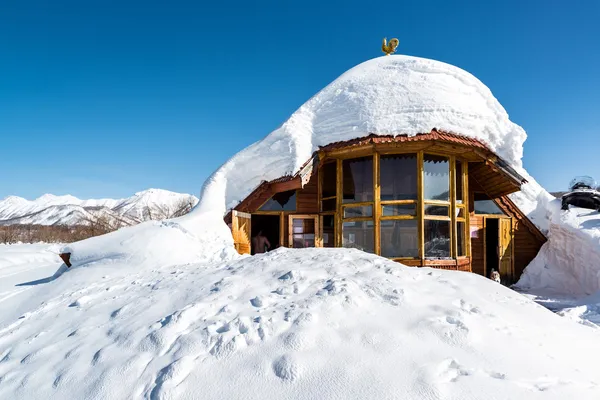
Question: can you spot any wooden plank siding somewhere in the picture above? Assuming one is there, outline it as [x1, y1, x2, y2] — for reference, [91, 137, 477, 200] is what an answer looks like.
[296, 171, 319, 214]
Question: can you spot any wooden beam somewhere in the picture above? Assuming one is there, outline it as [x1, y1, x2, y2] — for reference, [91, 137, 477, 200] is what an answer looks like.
[336, 158, 343, 247]
[373, 151, 381, 255]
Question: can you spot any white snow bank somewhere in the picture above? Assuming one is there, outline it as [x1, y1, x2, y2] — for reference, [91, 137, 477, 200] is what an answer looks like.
[1, 248, 599, 399]
[516, 204, 600, 295]
[61, 212, 238, 269]
[197, 55, 528, 215]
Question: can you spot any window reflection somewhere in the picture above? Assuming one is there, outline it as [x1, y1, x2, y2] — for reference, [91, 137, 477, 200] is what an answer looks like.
[424, 155, 449, 201]
[259, 191, 296, 211]
[380, 154, 417, 200]
[424, 220, 451, 258]
[343, 157, 373, 203]
[474, 193, 505, 215]
[382, 204, 415, 216]
[292, 218, 315, 248]
[456, 161, 463, 204]
[342, 221, 374, 253]
[380, 220, 419, 258]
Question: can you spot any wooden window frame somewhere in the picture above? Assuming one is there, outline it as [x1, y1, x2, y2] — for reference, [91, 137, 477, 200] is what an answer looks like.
[317, 149, 471, 262]
[288, 214, 320, 248]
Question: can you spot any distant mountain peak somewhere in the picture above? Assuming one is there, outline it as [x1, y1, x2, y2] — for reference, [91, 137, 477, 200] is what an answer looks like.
[0, 189, 198, 226]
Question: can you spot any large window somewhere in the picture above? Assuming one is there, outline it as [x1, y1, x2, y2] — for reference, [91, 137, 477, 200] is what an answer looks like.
[341, 156, 374, 253]
[320, 151, 469, 261]
[423, 154, 451, 259]
[379, 153, 418, 258]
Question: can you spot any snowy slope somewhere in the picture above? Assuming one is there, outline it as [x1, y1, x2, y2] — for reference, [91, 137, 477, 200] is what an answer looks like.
[1, 246, 599, 400]
[0, 189, 198, 226]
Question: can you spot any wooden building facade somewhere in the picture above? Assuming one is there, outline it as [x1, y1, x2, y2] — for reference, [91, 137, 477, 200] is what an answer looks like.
[226, 130, 546, 283]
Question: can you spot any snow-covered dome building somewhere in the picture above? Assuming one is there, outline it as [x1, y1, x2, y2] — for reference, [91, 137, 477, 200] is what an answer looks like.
[200, 55, 547, 283]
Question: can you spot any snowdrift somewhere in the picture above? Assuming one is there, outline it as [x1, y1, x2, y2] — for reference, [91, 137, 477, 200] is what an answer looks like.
[1, 248, 599, 399]
[516, 202, 600, 295]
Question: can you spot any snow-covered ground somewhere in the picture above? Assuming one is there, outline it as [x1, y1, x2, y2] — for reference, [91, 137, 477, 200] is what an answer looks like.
[1, 244, 600, 400]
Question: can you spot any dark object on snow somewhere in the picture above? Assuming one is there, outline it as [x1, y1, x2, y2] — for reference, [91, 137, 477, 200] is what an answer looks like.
[561, 176, 600, 211]
[60, 252, 72, 268]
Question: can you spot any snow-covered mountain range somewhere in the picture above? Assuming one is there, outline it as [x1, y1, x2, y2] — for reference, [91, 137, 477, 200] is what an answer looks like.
[0, 189, 198, 226]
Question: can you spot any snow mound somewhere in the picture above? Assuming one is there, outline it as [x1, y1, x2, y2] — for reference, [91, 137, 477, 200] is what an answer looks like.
[516, 203, 600, 295]
[2, 248, 600, 399]
[197, 55, 527, 215]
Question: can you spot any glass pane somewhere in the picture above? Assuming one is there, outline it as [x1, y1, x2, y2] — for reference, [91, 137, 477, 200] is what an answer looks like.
[380, 154, 418, 201]
[322, 162, 337, 199]
[424, 220, 451, 258]
[382, 204, 416, 217]
[456, 161, 464, 204]
[322, 215, 335, 248]
[292, 234, 315, 248]
[291, 218, 316, 248]
[380, 220, 419, 258]
[321, 198, 336, 212]
[343, 157, 373, 203]
[455, 207, 465, 218]
[457, 221, 465, 256]
[259, 190, 296, 211]
[292, 218, 315, 234]
[424, 205, 449, 217]
[342, 220, 374, 253]
[474, 193, 506, 215]
[343, 205, 372, 218]
[424, 154, 450, 201]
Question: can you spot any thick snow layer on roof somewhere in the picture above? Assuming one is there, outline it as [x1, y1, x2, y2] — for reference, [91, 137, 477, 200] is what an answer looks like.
[2, 245, 600, 399]
[196, 55, 528, 215]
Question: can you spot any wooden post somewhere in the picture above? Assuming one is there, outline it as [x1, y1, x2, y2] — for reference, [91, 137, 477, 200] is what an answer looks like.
[417, 151, 425, 263]
[336, 158, 343, 247]
[464, 162, 471, 262]
[450, 156, 457, 259]
[373, 152, 381, 255]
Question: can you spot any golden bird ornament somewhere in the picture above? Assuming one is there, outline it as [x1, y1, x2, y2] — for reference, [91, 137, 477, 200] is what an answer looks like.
[381, 37, 399, 56]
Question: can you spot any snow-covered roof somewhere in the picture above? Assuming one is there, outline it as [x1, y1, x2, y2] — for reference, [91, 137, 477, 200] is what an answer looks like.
[196, 55, 529, 216]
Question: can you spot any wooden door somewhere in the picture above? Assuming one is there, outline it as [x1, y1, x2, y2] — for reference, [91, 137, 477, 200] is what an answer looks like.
[498, 218, 513, 282]
[232, 210, 251, 255]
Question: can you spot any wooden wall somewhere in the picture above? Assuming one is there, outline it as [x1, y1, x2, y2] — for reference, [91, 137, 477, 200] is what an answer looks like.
[297, 170, 319, 214]
[512, 218, 545, 278]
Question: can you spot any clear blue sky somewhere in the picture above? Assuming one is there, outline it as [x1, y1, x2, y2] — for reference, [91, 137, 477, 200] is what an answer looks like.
[1, 0, 599, 199]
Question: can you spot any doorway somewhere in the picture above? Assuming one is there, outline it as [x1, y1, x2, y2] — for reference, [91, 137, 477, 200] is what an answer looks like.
[485, 218, 499, 278]
[251, 214, 280, 254]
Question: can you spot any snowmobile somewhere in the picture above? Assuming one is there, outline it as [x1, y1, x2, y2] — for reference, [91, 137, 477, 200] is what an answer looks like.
[561, 176, 600, 211]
